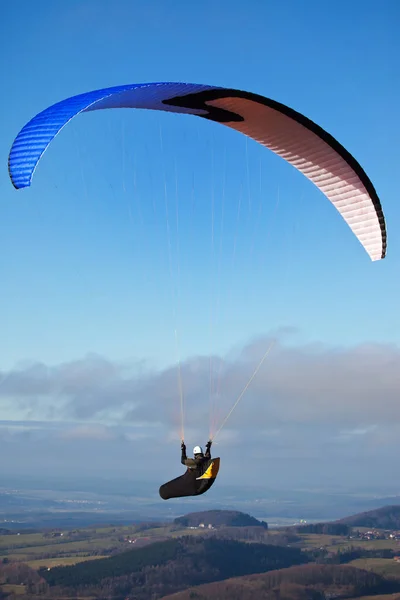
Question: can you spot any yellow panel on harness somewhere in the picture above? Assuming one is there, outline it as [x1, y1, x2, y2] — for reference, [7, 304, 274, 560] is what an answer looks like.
[196, 457, 220, 480]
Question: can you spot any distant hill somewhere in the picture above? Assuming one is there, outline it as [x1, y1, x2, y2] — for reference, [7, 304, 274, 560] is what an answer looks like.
[174, 509, 268, 529]
[41, 536, 305, 599]
[336, 505, 400, 529]
[161, 564, 400, 600]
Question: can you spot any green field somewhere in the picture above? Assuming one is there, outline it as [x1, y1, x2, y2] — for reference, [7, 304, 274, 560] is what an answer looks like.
[2, 539, 112, 562]
[26, 555, 107, 569]
[0, 584, 26, 596]
[299, 533, 399, 552]
[0, 526, 142, 564]
[0, 532, 45, 550]
[349, 557, 400, 579]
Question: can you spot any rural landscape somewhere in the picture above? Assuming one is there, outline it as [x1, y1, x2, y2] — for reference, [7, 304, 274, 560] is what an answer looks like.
[1, 502, 399, 599]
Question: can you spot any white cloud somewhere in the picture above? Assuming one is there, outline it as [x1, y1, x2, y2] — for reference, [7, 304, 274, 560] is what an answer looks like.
[0, 332, 399, 486]
[1, 333, 399, 430]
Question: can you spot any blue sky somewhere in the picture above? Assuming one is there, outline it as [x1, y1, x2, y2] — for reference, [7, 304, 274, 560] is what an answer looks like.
[1, 0, 399, 493]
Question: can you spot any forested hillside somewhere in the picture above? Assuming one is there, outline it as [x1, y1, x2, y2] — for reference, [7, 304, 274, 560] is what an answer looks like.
[161, 564, 400, 600]
[336, 505, 400, 529]
[173, 510, 268, 529]
[40, 537, 306, 599]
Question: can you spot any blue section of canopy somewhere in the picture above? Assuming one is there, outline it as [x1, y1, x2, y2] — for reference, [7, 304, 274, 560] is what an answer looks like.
[8, 82, 215, 189]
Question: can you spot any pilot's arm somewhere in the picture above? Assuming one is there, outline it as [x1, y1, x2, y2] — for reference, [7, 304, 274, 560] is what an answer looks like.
[205, 440, 212, 459]
[181, 441, 187, 465]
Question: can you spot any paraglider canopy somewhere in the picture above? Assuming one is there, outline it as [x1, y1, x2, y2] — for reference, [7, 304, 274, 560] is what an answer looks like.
[8, 81, 386, 261]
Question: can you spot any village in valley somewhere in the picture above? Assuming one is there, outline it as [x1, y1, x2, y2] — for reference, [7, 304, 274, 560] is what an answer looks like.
[350, 529, 400, 542]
